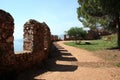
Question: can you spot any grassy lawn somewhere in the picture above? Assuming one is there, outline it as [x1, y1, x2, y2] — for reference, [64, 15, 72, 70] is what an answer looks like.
[64, 34, 120, 67]
[64, 34, 117, 51]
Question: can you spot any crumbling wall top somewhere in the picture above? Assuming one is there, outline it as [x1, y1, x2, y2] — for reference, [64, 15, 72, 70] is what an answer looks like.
[0, 9, 14, 23]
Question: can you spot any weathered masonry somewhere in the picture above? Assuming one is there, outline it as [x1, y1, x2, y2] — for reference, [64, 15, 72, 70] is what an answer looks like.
[0, 9, 51, 75]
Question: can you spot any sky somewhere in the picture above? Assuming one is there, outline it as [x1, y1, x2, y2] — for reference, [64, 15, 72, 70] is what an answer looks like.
[0, 0, 83, 39]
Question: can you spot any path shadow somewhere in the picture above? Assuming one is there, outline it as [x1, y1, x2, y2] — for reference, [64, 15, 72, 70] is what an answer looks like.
[57, 56, 77, 61]
[60, 53, 72, 56]
[58, 49, 68, 52]
[45, 42, 78, 71]
[17, 42, 78, 80]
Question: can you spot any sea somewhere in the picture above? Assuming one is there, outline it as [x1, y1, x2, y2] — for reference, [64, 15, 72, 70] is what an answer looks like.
[14, 39, 23, 51]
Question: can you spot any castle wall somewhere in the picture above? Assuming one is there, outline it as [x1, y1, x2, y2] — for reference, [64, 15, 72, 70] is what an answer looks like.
[0, 10, 51, 75]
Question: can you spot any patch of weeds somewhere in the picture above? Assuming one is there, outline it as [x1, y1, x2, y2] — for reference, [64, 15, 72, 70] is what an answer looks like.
[116, 63, 120, 67]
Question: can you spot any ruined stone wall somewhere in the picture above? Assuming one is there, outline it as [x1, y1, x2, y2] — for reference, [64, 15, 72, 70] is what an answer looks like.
[42, 22, 51, 55]
[86, 30, 100, 40]
[24, 19, 45, 53]
[0, 10, 15, 73]
[64, 35, 75, 40]
[0, 10, 14, 56]
[23, 19, 48, 66]
[0, 10, 51, 75]
[23, 21, 33, 51]
[51, 35, 59, 41]
[23, 20, 51, 55]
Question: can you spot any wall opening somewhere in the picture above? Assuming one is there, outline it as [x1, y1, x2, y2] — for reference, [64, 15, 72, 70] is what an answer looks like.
[14, 23, 24, 52]
[14, 38, 23, 52]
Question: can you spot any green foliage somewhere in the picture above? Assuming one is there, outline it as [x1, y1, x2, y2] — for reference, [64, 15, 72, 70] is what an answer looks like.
[77, 0, 120, 19]
[67, 27, 87, 40]
[64, 34, 117, 51]
[77, 0, 120, 30]
[99, 0, 120, 16]
[77, 0, 108, 29]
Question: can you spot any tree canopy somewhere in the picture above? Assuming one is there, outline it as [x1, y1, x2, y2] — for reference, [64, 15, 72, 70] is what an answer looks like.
[67, 27, 86, 40]
[77, 0, 110, 29]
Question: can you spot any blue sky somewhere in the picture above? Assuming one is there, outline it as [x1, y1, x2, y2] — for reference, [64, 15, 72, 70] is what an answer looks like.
[0, 0, 83, 39]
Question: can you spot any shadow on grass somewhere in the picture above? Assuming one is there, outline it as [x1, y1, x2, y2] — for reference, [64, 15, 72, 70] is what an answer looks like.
[68, 41, 98, 46]
[75, 43, 97, 45]
[107, 47, 119, 50]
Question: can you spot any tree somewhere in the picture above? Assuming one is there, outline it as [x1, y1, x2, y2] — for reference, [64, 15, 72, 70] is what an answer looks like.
[67, 27, 86, 40]
[77, 0, 120, 48]
[77, 0, 107, 29]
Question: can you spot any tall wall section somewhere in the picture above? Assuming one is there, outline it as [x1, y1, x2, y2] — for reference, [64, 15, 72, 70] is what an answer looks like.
[0, 10, 15, 73]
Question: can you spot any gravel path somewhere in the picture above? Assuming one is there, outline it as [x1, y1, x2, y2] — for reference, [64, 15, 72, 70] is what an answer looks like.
[22, 41, 120, 80]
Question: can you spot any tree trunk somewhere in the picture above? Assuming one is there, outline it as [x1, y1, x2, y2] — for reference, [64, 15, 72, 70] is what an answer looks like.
[116, 14, 120, 49]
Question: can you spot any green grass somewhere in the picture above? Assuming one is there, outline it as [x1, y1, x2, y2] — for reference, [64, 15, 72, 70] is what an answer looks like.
[64, 34, 117, 51]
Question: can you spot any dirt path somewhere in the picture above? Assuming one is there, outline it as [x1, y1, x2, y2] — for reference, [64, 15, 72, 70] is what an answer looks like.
[19, 41, 120, 80]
